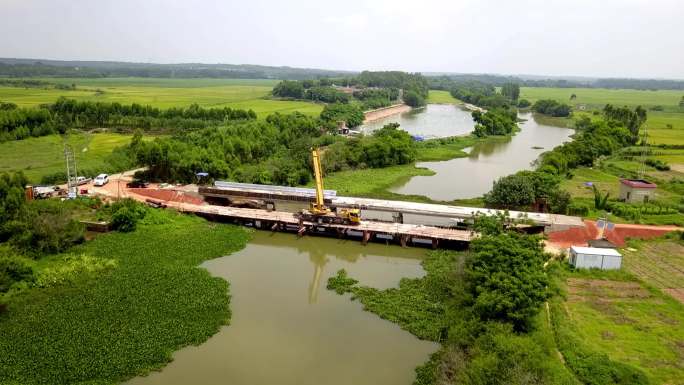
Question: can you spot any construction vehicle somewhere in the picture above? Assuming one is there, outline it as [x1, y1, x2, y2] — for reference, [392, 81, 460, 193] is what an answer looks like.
[298, 148, 361, 225]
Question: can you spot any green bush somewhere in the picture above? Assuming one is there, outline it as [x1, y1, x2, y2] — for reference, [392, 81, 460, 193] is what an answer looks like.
[568, 201, 590, 216]
[0, 254, 34, 293]
[111, 207, 138, 232]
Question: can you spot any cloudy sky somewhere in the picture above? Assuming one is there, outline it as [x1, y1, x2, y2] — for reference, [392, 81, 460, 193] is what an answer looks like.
[1, 0, 682, 78]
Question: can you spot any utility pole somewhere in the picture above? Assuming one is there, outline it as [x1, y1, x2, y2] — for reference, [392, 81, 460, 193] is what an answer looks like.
[64, 144, 78, 198]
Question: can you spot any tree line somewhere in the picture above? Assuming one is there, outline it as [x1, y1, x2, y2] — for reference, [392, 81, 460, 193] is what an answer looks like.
[129, 113, 416, 186]
[532, 99, 572, 117]
[0, 59, 351, 80]
[428, 73, 684, 90]
[0, 97, 256, 142]
[272, 71, 429, 109]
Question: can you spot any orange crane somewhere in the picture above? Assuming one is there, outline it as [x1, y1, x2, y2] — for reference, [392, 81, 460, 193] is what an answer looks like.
[298, 148, 360, 225]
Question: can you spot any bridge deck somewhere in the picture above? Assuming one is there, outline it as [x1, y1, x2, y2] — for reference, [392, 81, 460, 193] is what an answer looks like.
[174, 202, 475, 242]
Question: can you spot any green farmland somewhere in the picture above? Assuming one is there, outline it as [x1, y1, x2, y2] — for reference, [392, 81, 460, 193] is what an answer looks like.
[520, 87, 684, 145]
[0, 133, 133, 183]
[0, 77, 323, 117]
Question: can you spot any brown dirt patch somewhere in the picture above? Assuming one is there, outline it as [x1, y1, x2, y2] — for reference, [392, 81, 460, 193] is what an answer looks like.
[128, 188, 205, 206]
[663, 289, 684, 304]
[547, 220, 680, 248]
[567, 278, 651, 301]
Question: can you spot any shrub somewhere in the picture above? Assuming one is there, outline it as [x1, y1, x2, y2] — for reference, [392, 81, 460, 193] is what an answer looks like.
[111, 207, 138, 232]
[568, 202, 590, 216]
[517, 99, 531, 108]
[0, 254, 34, 293]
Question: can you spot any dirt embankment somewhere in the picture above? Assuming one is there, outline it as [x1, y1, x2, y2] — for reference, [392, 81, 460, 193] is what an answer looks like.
[363, 104, 412, 123]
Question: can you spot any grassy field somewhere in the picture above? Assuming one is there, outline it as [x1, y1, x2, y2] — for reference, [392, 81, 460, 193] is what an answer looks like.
[521, 87, 684, 145]
[0, 133, 133, 183]
[426, 90, 460, 104]
[0, 210, 250, 384]
[554, 238, 684, 385]
[623, 237, 684, 303]
[0, 77, 323, 117]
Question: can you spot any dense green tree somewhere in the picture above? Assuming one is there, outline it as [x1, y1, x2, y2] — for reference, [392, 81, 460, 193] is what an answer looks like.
[484, 173, 536, 209]
[466, 232, 549, 331]
[517, 99, 531, 108]
[320, 103, 364, 128]
[602, 104, 647, 144]
[403, 90, 426, 107]
[532, 99, 572, 117]
[471, 109, 517, 137]
[271, 80, 305, 98]
[501, 82, 520, 101]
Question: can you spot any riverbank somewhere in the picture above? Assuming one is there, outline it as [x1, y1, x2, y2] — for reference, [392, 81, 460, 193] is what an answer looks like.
[363, 104, 412, 123]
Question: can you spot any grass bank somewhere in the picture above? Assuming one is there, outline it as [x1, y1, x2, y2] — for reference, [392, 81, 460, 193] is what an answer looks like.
[0, 210, 250, 384]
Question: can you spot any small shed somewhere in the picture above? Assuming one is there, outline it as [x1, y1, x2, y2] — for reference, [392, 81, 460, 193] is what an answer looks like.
[619, 179, 657, 203]
[569, 246, 622, 270]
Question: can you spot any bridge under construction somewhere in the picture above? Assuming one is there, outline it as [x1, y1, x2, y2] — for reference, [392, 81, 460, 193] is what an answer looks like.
[184, 181, 584, 248]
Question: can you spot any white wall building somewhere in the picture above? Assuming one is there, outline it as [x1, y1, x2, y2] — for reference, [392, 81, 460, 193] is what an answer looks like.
[569, 246, 622, 270]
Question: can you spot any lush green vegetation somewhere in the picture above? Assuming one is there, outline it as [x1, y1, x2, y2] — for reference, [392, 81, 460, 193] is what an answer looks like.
[0, 208, 250, 384]
[327, 224, 579, 385]
[471, 109, 517, 137]
[0, 97, 256, 142]
[320, 102, 364, 127]
[533, 99, 572, 117]
[272, 71, 428, 108]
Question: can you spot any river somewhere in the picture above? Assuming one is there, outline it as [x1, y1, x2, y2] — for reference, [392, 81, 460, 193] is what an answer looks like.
[362, 103, 475, 138]
[389, 111, 574, 200]
[127, 232, 438, 385]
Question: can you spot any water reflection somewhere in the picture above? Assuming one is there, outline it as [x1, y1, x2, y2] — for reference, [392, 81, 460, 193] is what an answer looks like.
[391, 113, 574, 200]
[127, 232, 437, 385]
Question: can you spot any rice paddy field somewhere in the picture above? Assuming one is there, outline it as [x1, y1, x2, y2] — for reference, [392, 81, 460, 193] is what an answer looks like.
[0, 77, 323, 117]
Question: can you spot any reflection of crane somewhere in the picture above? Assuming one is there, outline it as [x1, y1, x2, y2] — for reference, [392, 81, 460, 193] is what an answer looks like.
[298, 148, 361, 225]
[308, 250, 328, 304]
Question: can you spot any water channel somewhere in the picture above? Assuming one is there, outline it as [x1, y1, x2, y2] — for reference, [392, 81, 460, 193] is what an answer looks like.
[127, 232, 438, 385]
[390, 111, 574, 200]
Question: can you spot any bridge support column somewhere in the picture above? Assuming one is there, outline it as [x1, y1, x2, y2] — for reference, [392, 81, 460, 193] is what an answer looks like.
[361, 230, 372, 245]
[432, 238, 439, 249]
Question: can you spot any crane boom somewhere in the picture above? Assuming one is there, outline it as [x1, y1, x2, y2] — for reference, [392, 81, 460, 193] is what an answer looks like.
[312, 148, 326, 212]
[298, 148, 360, 225]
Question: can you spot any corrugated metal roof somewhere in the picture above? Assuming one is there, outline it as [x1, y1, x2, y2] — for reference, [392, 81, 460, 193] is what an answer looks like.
[570, 246, 622, 257]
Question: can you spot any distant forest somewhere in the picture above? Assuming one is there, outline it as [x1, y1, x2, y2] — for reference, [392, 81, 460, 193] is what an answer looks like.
[0, 58, 352, 80]
[1, 58, 683, 90]
[428, 74, 684, 90]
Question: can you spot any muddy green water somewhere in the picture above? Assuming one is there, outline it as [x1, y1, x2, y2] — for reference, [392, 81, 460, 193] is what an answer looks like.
[362, 104, 474, 138]
[127, 232, 437, 385]
[391, 112, 574, 200]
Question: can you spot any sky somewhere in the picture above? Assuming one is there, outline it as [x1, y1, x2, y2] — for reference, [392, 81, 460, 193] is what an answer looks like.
[1, 0, 683, 79]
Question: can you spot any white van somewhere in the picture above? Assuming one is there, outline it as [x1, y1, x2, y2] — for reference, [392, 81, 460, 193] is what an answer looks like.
[93, 174, 109, 186]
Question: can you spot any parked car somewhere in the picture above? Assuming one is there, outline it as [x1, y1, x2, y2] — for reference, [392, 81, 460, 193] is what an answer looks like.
[93, 174, 109, 186]
[75, 176, 91, 185]
[126, 179, 150, 188]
